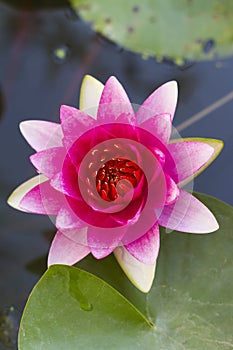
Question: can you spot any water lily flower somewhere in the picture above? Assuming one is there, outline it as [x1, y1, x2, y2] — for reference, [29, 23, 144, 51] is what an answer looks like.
[8, 75, 223, 293]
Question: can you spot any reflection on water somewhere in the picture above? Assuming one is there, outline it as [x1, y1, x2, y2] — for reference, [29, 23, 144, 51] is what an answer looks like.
[0, 1, 232, 349]
[52, 44, 70, 64]
[0, 307, 20, 348]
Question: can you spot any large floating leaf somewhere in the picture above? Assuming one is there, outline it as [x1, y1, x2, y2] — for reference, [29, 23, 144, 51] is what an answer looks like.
[19, 193, 233, 349]
[70, 0, 233, 64]
[19, 265, 155, 350]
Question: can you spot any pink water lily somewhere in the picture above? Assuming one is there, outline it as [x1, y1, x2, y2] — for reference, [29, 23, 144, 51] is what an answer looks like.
[8, 75, 223, 292]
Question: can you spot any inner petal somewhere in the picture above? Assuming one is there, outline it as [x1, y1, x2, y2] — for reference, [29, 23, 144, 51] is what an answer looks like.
[61, 123, 168, 235]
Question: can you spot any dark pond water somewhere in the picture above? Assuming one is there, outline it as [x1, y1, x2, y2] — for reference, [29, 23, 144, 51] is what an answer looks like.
[0, 1, 233, 348]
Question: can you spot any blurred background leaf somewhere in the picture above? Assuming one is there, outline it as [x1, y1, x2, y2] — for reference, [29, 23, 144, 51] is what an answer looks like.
[70, 0, 233, 65]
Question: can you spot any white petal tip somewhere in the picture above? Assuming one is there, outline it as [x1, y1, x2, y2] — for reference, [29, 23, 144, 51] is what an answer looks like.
[193, 197, 220, 234]
[162, 80, 178, 91]
[204, 216, 219, 233]
[7, 175, 48, 212]
[7, 192, 23, 211]
[83, 74, 100, 83]
[167, 81, 178, 98]
[167, 80, 177, 86]
[19, 120, 30, 136]
[114, 246, 156, 293]
[19, 120, 40, 135]
[79, 75, 104, 116]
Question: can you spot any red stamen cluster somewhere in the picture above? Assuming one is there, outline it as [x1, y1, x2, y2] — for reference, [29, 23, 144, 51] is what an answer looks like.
[96, 158, 142, 201]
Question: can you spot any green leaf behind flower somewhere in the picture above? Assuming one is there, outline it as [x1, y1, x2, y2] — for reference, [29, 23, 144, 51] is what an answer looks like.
[19, 193, 233, 349]
[70, 0, 233, 64]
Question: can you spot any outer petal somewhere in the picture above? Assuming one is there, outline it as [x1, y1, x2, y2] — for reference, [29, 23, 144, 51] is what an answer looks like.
[30, 147, 66, 179]
[60, 105, 79, 123]
[79, 75, 104, 118]
[165, 140, 215, 184]
[157, 189, 219, 233]
[136, 81, 178, 124]
[168, 138, 224, 185]
[19, 120, 63, 151]
[19, 180, 65, 215]
[125, 224, 160, 265]
[48, 230, 90, 266]
[88, 226, 126, 259]
[7, 175, 48, 212]
[140, 113, 172, 144]
[114, 246, 156, 293]
[97, 76, 134, 123]
[60, 106, 97, 150]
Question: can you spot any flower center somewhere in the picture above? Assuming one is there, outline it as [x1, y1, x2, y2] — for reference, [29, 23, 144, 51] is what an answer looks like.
[96, 158, 143, 202]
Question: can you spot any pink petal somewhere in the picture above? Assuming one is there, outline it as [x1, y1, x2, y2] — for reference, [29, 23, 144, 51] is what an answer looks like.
[19, 180, 65, 215]
[97, 76, 134, 123]
[157, 189, 219, 233]
[56, 205, 86, 231]
[140, 113, 172, 144]
[165, 141, 214, 184]
[60, 105, 80, 123]
[50, 172, 64, 193]
[19, 120, 63, 151]
[30, 147, 66, 179]
[60, 106, 97, 149]
[48, 230, 90, 266]
[88, 226, 126, 259]
[60, 155, 83, 199]
[50, 172, 82, 199]
[136, 81, 178, 124]
[125, 223, 160, 265]
[116, 113, 136, 125]
[121, 209, 158, 246]
[165, 174, 180, 205]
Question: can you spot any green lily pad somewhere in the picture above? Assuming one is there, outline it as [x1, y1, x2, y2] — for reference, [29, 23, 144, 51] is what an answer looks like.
[19, 193, 233, 349]
[19, 266, 154, 350]
[70, 0, 233, 64]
